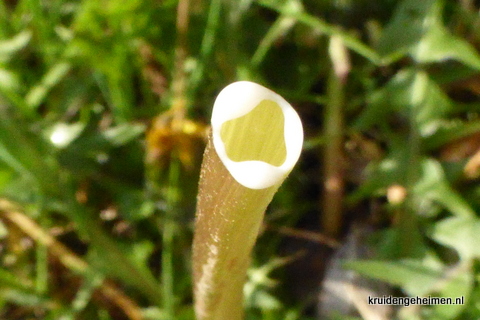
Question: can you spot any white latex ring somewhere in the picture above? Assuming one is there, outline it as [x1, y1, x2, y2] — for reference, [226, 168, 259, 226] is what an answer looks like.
[212, 81, 303, 189]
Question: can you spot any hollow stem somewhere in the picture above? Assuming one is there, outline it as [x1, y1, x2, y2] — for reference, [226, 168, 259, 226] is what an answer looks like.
[193, 137, 280, 320]
[192, 81, 303, 320]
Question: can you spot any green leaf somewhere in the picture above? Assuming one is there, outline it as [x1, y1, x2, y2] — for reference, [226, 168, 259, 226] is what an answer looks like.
[349, 157, 473, 220]
[411, 9, 480, 70]
[377, 0, 435, 60]
[0, 68, 20, 92]
[113, 187, 155, 220]
[0, 128, 37, 181]
[462, 286, 480, 319]
[344, 258, 443, 296]
[84, 227, 161, 305]
[431, 216, 480, 260]
[423, 120, 480, 152]
[103, 123, 146, 146]
[432, 263, 472, 319]
[48, 122, 86, 148]
[25, 62, 71, 111]
[0, 166, 14, 193]
[0, 30, 32, 62]
[378, 0, 480, 69]
[413, 159, 475, 218]
[0, 289, 49, 307]
[354, 69, 452, 136]
[0, 268, 34, 292]
[251, 14, 297, 67]
[256, 0, 380, 63]
[375, 224, 428, 259]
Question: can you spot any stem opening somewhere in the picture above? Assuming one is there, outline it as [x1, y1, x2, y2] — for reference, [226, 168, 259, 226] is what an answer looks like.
[220, 99, 286, 166]
[212, 81, 303, 189]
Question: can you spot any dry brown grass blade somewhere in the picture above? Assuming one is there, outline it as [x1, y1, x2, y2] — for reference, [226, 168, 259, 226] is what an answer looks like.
[0, 199, 143, 320]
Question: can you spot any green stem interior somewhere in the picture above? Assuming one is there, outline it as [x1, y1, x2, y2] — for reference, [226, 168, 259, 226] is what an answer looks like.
[220, 99, 286, 166]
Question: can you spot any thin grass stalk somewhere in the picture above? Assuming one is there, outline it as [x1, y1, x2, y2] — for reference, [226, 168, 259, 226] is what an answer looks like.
[0, 199, 144, 320]
[162, 159, 181, 318]
[67, 201, 162, 306]
[322, 35, 349, 238]
[192, 81, 303, 320]
[0, 2, 8, 37]
[35, 227, 48, 294]
[189, 0, 222, 94]
[171, 0, 190, 118]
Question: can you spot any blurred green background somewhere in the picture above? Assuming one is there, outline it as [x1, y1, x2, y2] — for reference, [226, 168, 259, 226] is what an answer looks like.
[1, 0, 480, 319]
